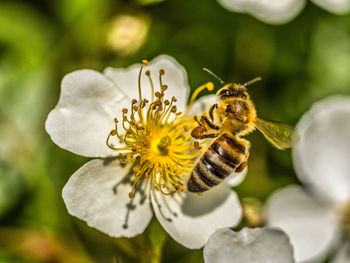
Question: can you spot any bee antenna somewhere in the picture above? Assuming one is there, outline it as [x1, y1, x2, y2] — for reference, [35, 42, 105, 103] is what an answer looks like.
[243, 77, 262, 87]
[203, 68, 225, 85]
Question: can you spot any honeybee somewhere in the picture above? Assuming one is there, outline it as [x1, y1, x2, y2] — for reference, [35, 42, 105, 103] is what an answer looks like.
[188, 69, 294, 193]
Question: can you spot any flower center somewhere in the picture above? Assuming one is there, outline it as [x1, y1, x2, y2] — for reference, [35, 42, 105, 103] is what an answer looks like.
[106, 60, 208, 198]
[153, 135, 171, 155]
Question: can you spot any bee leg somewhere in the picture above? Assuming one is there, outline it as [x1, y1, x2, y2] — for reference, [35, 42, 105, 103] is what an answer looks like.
[208, 103, 218, 121]
[201, 115, 220, 130]
[194, 116, 203, 126]
[235, 160, 247, 173]
[197, 132, 220, 139]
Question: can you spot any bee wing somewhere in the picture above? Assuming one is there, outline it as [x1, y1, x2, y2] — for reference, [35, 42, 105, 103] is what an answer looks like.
[254, 118, 295, 150]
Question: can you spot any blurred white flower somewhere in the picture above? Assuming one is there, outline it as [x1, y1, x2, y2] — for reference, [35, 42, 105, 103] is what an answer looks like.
[45, 55, 246, 249]
[106, 14, 150, 55]
[217, 0, 306, 25]
[265, 96, 350, 262]
[204, 227, 295, 263]
[312, 0, 350, 15]
[217, 0, 350, 25]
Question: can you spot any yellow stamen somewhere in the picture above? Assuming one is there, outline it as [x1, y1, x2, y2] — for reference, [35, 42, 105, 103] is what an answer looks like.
[107, 62, 203, 199]
[186, 82, 214, 111]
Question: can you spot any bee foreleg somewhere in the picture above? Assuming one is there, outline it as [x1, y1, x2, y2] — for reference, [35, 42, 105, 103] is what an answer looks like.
[201, 115, 220, 130]
[194, 116, 204, 126]
[208, 103, 218, 121]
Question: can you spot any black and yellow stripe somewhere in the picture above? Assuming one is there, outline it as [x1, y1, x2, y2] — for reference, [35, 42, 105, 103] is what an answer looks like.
[188, 134, 247, 193]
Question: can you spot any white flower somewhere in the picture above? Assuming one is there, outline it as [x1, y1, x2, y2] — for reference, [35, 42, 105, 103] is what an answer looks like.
[312, 0, 350, 15]
[45, 55, 246, 249]
[217, 0, 350, 25]
[204, 227, 295, 263]
[265, 96, 350, 262]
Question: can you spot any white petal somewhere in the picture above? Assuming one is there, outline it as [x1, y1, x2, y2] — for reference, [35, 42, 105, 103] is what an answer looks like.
[46, 70, 130, 158]
[225, 167, 248, 187]
[204, 227, 295, 263]
[104, 55, 190, 111]
[331, 243, 350, 263]
[312, 0, 350, 14]
[217, 0, 306, 25]
[265, 185, 338, 263]
[187, 95, 216, 116]
[151, 184, 242, 249]
[293, 96, 350, 205]
[62, 159, 153, 238]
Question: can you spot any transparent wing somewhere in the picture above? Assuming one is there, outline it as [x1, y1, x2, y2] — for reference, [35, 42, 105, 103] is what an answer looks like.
[254, 118, 295, 150]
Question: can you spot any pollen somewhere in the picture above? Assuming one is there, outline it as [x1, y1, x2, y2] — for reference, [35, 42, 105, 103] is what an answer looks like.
[106, 61, 202, 198]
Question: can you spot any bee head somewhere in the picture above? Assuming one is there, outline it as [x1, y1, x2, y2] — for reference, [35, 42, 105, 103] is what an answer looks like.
[217, 84, 249, 101]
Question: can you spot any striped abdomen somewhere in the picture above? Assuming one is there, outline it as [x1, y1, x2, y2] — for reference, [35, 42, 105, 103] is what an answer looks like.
[188, 134, 248, 193]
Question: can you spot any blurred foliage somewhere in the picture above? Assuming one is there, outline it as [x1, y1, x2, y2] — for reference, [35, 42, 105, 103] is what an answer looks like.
[0, 0, 350, 262]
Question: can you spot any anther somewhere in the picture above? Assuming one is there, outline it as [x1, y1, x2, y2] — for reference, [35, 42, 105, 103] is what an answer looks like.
[145, 70, 150, 76]
[142, 59, 149, 65]
[164, 100, 170, 106]
[133, 106, 138, 111]
[207, 82, 214, 91]
[110, 130, 118, 136]
[122, 108, 128, 114]
[194, 141, 202, 150]
[159, 69, 165, 75]
[161, 85, 168, 91]
[171, 106, 177, 113]
[172, 96, 177, 102]
[132, 99, 137, 104]
[129, 192, 135, 199]
[155, 91, 161, 98]
[114, 118, 118, 123]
